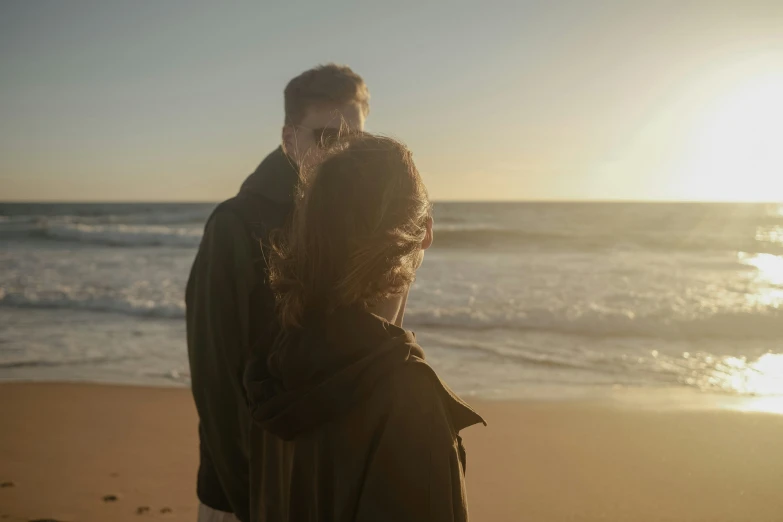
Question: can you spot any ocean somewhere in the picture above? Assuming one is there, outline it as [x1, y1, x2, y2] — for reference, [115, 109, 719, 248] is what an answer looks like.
[2, 202, 783, 402]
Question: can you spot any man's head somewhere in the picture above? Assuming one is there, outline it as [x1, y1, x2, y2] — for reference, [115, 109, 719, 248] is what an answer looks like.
[281, 64, 370, 169]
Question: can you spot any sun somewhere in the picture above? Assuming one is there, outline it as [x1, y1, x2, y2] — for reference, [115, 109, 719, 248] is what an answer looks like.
[674, 72, 783, 202]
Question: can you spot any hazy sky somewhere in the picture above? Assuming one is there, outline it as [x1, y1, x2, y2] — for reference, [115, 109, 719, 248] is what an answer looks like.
[2, 1, 782, 202]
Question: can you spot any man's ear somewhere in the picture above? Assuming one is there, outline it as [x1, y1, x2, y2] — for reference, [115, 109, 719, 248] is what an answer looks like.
[422, 216, 434, 250]
[281, 125, 297, 161]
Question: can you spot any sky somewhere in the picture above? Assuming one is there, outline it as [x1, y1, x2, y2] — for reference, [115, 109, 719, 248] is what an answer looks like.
[1, 0, 782, 202]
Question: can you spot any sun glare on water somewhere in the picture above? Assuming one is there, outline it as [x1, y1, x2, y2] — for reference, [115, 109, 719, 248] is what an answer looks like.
[731, 353, 783, 414]
[716, 246, 783, 413]
[739, 251, 783, 307]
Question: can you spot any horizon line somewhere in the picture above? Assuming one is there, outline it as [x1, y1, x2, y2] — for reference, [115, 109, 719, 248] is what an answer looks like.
[1, 199, 782, 205]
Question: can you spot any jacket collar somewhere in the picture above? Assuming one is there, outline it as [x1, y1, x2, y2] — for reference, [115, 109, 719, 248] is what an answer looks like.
[244, 307, 485, 440]
[239, 146, 299, 203]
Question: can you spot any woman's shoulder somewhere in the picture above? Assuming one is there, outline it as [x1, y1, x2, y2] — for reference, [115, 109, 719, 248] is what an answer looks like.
[378, 339, 486, 434]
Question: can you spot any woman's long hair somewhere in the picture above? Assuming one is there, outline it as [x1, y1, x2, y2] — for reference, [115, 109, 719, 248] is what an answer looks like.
[268, 134, 431, 330]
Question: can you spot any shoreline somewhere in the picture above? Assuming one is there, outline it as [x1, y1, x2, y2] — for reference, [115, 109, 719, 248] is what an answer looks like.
[3, 382, 783, 521]
[3, 377, 783, 415]
[4, 304, 783, 404]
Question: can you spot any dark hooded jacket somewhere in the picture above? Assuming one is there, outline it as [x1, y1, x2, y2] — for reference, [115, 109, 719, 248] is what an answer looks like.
[243, 306, 485, 522]
[186, 147, 298, 522]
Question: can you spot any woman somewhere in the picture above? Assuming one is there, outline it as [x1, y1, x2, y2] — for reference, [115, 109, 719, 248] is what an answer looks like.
[244, 134, 484, 522]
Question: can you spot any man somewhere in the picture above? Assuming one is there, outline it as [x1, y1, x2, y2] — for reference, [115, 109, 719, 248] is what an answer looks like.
[186, 64, 370, 522]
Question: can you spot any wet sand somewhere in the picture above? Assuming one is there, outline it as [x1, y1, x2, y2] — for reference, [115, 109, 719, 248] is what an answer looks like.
[1, 382, 782, 521]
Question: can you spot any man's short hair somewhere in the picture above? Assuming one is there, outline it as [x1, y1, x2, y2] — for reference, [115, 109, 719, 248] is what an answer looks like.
[284, 64, 370, 125]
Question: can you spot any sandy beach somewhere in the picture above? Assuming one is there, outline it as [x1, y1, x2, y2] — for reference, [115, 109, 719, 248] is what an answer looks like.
[2, 382, 783, 522]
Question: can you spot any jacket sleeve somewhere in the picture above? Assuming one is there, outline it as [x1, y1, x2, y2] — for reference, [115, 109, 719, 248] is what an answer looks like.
[355, 370, 470, 522]
[198, 209, 259, 389]
[186, 208, 261, 521]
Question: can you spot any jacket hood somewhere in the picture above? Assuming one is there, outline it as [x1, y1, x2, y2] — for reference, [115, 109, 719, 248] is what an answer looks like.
[239, 146, 299, 203]
[244, 307, 484, 440]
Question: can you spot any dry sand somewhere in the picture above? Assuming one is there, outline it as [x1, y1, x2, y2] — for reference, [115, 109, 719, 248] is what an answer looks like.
[1, 382, 782, 522]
